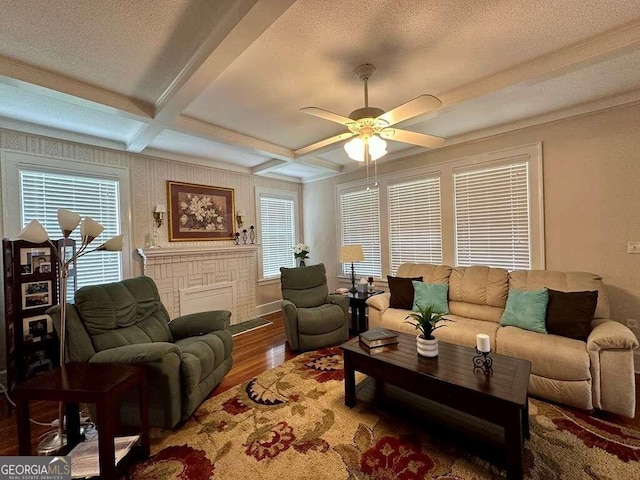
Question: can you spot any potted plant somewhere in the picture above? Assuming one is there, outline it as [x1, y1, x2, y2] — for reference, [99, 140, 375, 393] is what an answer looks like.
[405, 304, 449, 357]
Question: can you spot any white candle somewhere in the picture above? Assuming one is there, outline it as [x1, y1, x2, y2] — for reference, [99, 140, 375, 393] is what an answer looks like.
[476, 334, 491, 353]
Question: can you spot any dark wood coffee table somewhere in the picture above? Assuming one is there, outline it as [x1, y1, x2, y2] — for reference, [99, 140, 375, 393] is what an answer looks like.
[341, 332, 531, 480]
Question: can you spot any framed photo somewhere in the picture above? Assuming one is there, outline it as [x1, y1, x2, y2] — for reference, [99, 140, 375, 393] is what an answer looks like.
[167, 181, 235, 241]
[23, 314, 53, 343]
[22, 280, 52, 309]
[20, 247, 52, 275]
[25, 349, 53, 378]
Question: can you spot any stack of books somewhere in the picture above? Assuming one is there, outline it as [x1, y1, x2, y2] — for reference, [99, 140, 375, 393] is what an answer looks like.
[359, 328, 399, 353]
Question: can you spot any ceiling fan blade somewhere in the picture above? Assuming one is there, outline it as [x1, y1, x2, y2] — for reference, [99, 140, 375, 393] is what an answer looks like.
[295, 132, 355, 157]
[301, 107, 354, 126]
[380, 128, 445, 149]
[377, 95, 442, 126]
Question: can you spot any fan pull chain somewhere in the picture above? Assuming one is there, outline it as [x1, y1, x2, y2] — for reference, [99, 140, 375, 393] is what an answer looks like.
[374, 157, 378, 187]
[365, 143, 370, 190]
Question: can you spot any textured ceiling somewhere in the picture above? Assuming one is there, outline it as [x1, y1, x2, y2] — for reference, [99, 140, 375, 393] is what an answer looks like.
[0, 0, 638, 182]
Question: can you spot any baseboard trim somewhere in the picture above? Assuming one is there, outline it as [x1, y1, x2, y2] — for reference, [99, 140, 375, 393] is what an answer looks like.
[256, 300, 281, 317]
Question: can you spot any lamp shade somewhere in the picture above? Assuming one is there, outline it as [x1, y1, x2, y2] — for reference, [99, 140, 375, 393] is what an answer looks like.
[344, 137, 365, 162]
[154, 205, 166, 213]
[340, 245, 364, 263]
[368, 135, 388, 160]
[96, 234, 124, 251]
[18, 220, 50, 244]
[80, 217, 104, 242]
[57, 209, 81, 237]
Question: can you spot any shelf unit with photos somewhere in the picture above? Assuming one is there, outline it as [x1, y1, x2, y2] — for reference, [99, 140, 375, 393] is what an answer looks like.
[2, 238, 76, 403]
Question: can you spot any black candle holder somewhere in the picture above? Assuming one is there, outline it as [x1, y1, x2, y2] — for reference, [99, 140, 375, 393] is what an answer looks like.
[473, 349, 493, 375]
[249, 225, 255, 244]
[242, 229, 248, 244]
[234, 232, 240, 245]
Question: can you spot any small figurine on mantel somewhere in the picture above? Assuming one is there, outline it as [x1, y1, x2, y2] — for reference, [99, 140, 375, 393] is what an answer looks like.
[242, 229, 248, 244]
[234, 232, 241, 245]
[148, 231, 160, 249]
[249, 225, 256, 244]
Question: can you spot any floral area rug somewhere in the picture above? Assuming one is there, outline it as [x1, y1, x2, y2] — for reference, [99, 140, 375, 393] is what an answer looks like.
[129, 347, 640, 479]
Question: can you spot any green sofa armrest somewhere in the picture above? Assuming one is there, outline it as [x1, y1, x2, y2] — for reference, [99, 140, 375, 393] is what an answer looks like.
[327, 294, 349, 311]
[169, 310, 231, 340]
[587, 319, 639, 352]
[89, 342, 181, 364]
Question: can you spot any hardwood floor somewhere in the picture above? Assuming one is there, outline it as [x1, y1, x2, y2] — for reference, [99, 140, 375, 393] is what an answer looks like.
[0, 311, 638, 457]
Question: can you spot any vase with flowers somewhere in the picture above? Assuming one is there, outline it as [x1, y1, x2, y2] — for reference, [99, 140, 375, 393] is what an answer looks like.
[293, 243, 310, 267]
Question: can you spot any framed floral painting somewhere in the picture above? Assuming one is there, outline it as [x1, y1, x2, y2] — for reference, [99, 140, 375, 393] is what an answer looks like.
[167, 181, 235, 241]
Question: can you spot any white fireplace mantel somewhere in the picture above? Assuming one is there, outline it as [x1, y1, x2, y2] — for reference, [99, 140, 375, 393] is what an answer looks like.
[135, 245, 258, 323]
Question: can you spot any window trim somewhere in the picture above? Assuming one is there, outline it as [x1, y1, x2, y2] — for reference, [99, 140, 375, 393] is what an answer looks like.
[254, 186, 301, 280]
[1, 149, 133, 279]
[335, 143, 544, 277]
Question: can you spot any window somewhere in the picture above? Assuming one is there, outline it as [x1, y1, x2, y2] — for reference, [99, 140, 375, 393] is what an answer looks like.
[454, 161, 531, 270]
[1, 150, 131, 294]
[339, 188, 381, 277]
[388, 177, 442, 274]
[259, 194, 296, 278]
[20, 170, 123, 293]
[334, 143, 543, 278]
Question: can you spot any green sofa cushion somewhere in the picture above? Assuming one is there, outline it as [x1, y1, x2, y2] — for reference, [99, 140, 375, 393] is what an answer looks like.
[412, 281, 449, 314]
[501, 287, 549, 334]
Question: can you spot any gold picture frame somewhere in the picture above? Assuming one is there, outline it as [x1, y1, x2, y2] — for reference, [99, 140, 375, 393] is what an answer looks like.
[167, 181, 235, 241]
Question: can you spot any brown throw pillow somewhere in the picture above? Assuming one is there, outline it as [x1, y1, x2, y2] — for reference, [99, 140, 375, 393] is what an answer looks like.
[545, 289, 598, 341]
[387, 276, 423, 310]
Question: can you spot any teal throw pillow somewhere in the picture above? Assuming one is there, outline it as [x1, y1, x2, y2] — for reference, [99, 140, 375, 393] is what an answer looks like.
[500, 287, 549, 334]
[412, 281, 449, 314]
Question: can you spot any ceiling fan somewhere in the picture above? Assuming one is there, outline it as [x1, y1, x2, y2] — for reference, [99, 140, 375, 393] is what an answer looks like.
[295, 63, 445, 162]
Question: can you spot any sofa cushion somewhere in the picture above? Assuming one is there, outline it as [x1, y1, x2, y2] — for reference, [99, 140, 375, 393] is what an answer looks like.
[280, 264, 330, 308]
[448, 266, 509, 322]
[412, 281, 449, 314]
[497, 326, 591, 381]
[432, 315, 500, 350]
[508, 270, 609, 319]
[388, 276, 423, 309]
[500, 288, 549, 334]
[176, 331, 232, 397]
[546, 289, 598, 341]
[396, 263, 452, 283]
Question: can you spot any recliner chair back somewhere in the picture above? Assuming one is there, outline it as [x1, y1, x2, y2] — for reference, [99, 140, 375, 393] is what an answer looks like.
[280, 263, 329, 308]
[73, 276, 173, 351]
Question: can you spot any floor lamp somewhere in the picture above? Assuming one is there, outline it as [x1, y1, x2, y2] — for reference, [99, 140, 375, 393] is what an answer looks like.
[340, 245, 364, 293]
[18, 209, 123, 454]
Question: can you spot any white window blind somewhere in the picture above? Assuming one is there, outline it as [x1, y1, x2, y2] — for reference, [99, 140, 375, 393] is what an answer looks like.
[389, 177, 442, 274]
[20, 170, 122, 296]
[454, 161, 530, 270]
[340, 188, 381, 277]
[260, 195, 296, 278]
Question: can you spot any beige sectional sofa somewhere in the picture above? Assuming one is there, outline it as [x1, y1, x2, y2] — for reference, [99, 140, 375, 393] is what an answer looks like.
[367, 263, 639, 417]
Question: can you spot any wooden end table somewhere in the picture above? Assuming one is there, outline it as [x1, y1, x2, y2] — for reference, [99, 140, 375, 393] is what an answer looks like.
[341, 333, 531, 480]
[15, 362, 149, 480]
[348, 290, 384, 333]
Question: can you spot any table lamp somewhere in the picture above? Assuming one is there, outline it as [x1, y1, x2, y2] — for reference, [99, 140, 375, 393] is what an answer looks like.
[340, 245, 364, 293]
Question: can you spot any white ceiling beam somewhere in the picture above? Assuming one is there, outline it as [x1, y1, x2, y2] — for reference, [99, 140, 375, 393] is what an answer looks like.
[127, 0, 296, 152]
[251, 158, 289, 174]
[0, 56, 154, 120]
[297, 156, 344, 173]
[171, 115, 293, 160]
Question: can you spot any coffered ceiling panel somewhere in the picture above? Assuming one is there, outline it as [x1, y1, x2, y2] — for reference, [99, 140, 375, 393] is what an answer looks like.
[0, 0, 237, 103]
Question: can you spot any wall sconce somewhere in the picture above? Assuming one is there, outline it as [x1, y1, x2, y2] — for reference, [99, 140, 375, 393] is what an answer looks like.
[236, 210, 246, 229]
[153, 205, 166, 228]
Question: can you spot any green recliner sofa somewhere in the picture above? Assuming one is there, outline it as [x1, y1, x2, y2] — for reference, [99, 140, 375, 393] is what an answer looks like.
[280, 263, 349, 352]
[48, 276, 233, 428]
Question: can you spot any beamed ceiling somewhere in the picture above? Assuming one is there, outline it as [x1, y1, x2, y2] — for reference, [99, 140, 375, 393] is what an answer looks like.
[0, 0, 639, 182]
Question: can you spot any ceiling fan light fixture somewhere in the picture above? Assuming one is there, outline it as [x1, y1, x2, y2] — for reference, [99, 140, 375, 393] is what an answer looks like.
[344, 136, 365, 162]
[344, 134, 387, 162]
[368, 135, 387, 160]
